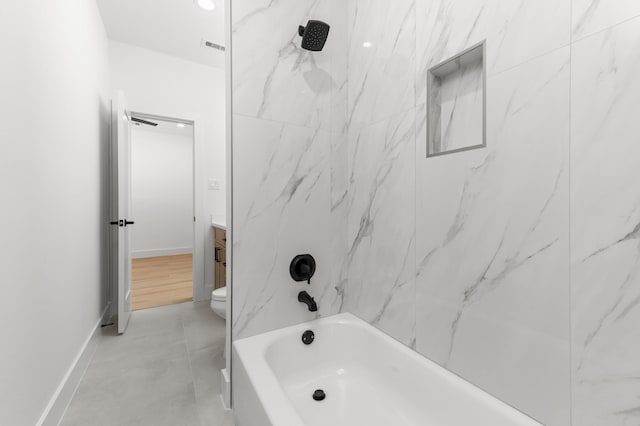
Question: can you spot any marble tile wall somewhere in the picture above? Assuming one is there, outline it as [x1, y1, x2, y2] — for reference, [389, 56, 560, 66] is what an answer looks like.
[340, 0, 417, 347]
[230, 0, 640, 424]
[343, 109, 417, 346]
[231, 0, 348, 340]
[571, 14, 640, 426]
[342, 1, 640, 426]
[416, 48, 571, 425]
[415, 0, 570, 105]
[347, 0, 416, 130]
[413, 2, 572, 425]
[572, 0, 640, 40]
[343, 0, 571, 424]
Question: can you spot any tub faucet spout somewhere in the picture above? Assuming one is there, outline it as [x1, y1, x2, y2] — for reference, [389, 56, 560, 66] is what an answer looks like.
[298, 291, 318, 312]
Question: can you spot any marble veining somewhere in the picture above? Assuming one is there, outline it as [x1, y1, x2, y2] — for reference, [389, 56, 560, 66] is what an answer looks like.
[232, 116, 333, 339]
[571, 18, 640, 426]
[341, 110, 416, 346]
[347, 0, 416, 129]
[438, 60, 483, 153]
[231, 0, 640, 424]
[416, 47, 571, 426]
[231, 0, 348, 340]
[232, 0, 337, 131]
[572, 0, 640, 40]
[415, 0, 570, 104]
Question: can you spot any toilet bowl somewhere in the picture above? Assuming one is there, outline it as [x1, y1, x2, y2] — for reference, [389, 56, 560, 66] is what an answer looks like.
[211, 286, 227, 319]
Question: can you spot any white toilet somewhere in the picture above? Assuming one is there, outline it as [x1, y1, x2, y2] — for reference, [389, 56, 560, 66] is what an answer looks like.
[210, 286, 227, 319]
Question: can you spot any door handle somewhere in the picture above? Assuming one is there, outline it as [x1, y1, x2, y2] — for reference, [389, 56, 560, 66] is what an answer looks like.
[110, 220, 124, 227]
[215, 247, 220, 262]
[124, 220, 135, 227]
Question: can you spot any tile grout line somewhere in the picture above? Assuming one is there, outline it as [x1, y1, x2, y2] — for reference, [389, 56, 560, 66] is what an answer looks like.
[572, 11, 640, 44]
[568, 1, 573, 424]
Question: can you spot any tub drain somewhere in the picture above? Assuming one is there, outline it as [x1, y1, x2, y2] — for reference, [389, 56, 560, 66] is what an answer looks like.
[302, 330, 315, 345]
[312, 389, 326, 401]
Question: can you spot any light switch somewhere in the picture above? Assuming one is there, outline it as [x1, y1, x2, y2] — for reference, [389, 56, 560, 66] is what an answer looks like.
[208, 179, 221, 190]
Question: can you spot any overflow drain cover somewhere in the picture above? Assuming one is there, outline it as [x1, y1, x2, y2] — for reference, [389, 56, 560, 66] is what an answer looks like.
[302, 330, 315, 345]
[313, 389, 326, 401]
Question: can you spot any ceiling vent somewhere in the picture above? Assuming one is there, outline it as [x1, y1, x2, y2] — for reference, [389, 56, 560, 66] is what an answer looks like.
[202, 39, 226, 52]
[131, 116, 158, 126]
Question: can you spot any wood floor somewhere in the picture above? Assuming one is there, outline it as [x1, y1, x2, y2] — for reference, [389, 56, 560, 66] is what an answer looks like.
[132, 254, 193, 311]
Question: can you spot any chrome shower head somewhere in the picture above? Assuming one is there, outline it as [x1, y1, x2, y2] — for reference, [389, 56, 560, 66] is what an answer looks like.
[298, 20, 330, 51]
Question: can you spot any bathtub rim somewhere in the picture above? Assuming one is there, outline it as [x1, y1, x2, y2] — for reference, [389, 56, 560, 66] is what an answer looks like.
[232, 312, 543, 426]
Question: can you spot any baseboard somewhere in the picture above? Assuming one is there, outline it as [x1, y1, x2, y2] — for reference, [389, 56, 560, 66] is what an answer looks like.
[37, 305, 110, 426]
[132, 247, 193, 259]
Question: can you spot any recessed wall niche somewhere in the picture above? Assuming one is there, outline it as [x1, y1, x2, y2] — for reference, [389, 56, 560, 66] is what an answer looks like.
[427, 41, 486, 157]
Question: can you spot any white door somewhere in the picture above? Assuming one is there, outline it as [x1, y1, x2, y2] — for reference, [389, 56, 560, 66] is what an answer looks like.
[110, 91, 133, 334]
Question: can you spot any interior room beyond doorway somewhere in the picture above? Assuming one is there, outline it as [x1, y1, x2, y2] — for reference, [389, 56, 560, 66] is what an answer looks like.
[130, 114, 195, 311]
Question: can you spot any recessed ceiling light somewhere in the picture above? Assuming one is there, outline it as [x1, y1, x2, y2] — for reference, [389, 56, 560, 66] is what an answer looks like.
[195, 0, 215, 11]
[363, 41, 373, 48]
[177, 123, 185, 128]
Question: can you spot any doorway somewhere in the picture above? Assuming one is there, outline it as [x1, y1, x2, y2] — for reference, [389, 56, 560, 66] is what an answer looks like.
[129, 112, 195, 310]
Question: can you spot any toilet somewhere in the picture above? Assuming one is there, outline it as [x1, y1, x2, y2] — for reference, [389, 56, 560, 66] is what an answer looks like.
[210, 286, 227, 319]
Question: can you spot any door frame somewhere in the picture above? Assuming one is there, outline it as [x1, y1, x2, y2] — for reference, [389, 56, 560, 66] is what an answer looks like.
[128, 110, 209, 302]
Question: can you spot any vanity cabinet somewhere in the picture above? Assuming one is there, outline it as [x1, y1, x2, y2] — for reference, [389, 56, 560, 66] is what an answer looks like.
[214, 227, 227, 289]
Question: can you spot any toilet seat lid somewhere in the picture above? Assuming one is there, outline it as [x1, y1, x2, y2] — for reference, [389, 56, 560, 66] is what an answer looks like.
[212, 286, 226, 300]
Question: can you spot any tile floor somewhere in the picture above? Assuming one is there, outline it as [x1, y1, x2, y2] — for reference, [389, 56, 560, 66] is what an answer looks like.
[60, 301, 232, 426]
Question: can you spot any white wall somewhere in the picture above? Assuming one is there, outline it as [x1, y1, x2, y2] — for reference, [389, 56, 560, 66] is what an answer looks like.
[109, 41, 226, 296]
[131, 126, 193, 258]
[0, 1, 110, 424]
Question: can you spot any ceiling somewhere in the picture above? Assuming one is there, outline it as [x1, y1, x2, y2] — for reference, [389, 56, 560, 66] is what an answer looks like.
[97, 0, 225, 69]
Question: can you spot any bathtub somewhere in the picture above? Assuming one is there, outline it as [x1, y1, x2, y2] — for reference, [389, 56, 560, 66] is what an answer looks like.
[232, 313, 542, 426]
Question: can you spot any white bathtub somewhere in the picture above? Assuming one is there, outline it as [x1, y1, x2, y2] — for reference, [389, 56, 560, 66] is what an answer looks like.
[232, 313, 542, 426]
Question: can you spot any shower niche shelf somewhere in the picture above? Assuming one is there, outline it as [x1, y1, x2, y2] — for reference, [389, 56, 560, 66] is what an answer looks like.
[427, 41, 486, 157]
